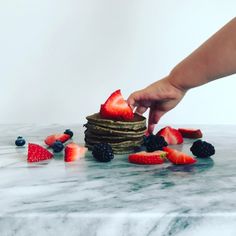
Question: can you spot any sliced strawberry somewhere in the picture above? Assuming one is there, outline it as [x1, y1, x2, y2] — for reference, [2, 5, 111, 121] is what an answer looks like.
[44, 133, 70, 146]
[163, 147, 196, 165]
[157, 126, 183, 145]
[64, 143, 87, 162]
[178, 128, 203, 139]
[128, 151, 167, 165]
[27, 143, 53, 162]
[100, 89, 134, 121]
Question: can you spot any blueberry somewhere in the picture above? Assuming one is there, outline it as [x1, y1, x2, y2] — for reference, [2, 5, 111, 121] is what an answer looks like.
[15, 136, 26, 147]
[64, 129, 73, 138]
[52, 141, 64, 153]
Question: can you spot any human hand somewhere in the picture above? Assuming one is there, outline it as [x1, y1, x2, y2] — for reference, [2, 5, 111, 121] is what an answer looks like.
[127, 77, 186, 133]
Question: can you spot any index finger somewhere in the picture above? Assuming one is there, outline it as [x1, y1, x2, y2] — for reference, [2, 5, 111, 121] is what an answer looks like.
[127, 94, 137, 107]
[127, 93, 139, 110]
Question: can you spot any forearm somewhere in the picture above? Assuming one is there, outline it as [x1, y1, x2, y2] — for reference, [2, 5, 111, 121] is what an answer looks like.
[168, 17, 236, 91]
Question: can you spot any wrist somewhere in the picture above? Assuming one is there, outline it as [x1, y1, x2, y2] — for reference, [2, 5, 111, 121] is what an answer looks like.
[166, 69, 189, 94]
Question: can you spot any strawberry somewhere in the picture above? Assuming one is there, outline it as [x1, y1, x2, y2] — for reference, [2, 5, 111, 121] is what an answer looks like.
[128, 151, 167, 165]
[44, 133, 70, 146]
[27, 143, 53, 162]
[100, 89, 134, 121]
[157, 126, 183, 145]
[178, 128, 203, 139]
[64, 143, 87, 162]
[163, 147, 196, 165]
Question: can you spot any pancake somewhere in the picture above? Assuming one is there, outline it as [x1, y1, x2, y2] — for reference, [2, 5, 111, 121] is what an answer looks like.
[86, 113, 146, 131]
[84, 113, 147, 154]
[85, 138, 143, 147]
[84, 129, 143, 142]
[84, 123, 146, 137]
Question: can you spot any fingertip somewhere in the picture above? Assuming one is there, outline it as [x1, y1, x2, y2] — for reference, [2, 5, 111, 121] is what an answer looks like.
[148, 124, 155, 134]
[127, 95, 135, 106]
[127, 96, 139, 111]
[135, 106, 148, 115]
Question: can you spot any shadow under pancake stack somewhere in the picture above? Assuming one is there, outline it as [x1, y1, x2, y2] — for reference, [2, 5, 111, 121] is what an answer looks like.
[84, 113, 147, 154]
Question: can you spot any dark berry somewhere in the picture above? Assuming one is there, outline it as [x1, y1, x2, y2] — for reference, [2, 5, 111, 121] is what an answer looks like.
[92, 143, 114, 162]
[51, 141, 64, 153]
[190, 140, 215, 158]
[143, 135, 149, 146]
[64, 129, 73, 138]
[145, 134, 168, 152]
[15, 136, 26, 147]
[133, 145, 146, 152]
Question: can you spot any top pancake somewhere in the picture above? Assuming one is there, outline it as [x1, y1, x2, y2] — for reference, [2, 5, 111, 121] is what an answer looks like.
[86, 113, 146, 131]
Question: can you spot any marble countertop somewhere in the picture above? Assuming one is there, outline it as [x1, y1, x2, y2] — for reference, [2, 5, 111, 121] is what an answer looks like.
[1, 124, 236, 236]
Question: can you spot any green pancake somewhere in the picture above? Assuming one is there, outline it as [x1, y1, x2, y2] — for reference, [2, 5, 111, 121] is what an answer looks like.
[84, 129, 145, 142]
[84, 113, 146, 154]
[86, 113, 146, 131]
[84, 123, 146, 137]
[85, 138, 143, 147]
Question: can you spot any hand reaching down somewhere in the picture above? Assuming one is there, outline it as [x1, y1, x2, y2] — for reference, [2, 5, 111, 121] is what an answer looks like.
[127, 77, 186, 133]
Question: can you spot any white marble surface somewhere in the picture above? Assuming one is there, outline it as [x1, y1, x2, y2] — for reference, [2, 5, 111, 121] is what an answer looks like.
[1, 124, 236, 236]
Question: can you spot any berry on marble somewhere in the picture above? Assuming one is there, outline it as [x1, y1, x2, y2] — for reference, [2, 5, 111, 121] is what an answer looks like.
[157, 126, 183, 145]
[51, 141, 64, 153]
[92, 143, 114, 162]
[44, 133, 70, 146]
[190, 140, 215, 158]
[128, 151, 166, 165]
[144, 134, 168, 152]
[178, 128, 203, 139]
[163, 147, 197, 165]
[64, 129, 73, 138]
[15, 136, 26, 147]
[64, 143, 87, 162]
[27, 143, 53, 162]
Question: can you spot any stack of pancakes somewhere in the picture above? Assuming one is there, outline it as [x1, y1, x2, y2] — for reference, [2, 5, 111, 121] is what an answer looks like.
[84, 113, 147, 154]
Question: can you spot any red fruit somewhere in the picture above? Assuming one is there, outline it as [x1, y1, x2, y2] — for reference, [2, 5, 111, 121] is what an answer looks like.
[27, 143, 53, 162]
[163, 147, 196, 165]
[128, 151, 167, 165]
[178, 128, 203, 139]
[157, 126, 183, 145]
[64, 143, 87, 162]
[44, 134, 70, 146]
[100, 89, 134, 121]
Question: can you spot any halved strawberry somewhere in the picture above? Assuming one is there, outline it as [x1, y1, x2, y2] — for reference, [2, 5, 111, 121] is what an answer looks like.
[163, 147, 196, 165]
[27, 143, 53, 162]
[157, 126, 183, 145]
[100, 89, 134, 121]
[64, 143, 87, 162]
[44, 133, 70, 146]
[128, 151, 167, 165]
[178, 128, 203, 139]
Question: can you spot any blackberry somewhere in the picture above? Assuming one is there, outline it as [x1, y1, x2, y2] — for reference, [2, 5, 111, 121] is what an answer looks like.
[145, 134, 168, 152]
[92, 143, 114, 162]
[15, 136, 26, 147]
[64, 129, 73, 138]
[51, 141, 64, 153]
[133, 145, 146, 152]
[190, 140, 215, 158]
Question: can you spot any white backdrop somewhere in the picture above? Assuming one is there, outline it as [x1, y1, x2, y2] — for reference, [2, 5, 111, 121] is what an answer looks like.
[1, 0, 236, 125]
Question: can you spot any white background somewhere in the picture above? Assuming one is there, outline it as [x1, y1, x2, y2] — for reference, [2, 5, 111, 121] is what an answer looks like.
[1, 0, 236, 126]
